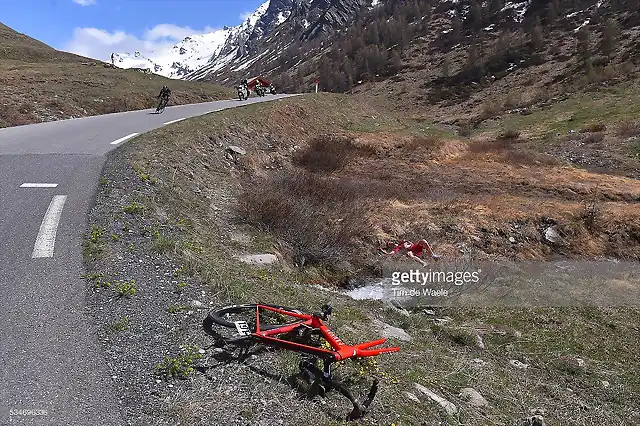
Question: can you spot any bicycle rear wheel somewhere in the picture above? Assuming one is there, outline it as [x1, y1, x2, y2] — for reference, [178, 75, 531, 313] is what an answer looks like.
[204, 303, 303, 336]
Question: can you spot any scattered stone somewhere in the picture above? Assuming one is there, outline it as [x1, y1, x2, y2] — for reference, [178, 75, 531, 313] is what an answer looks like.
[386, 300, 410, 317]
[373, 319, 412, 342]
[474, 332, 485, 350]
[509, 359, 529, 370]
[601, 380, 610, 388]
[459, 387, 488, 407]
[544, 226, 564, 244]
[423, 309, 436, 316]
[227, 145, 246, 155]
[558, 355, 586, 372]
[414, 383, 458, 416]
[237, 253, 278, 265]
[405, 391, 420, 403]
[470, 358, 486, 366]
[508, 236, 516, 243]
[522, 414, 546, 426]
[335, 260, 355, 274]
[342, 276, 363, 291]
[190, 300, 204, 309]
[434, 316, 453, 325]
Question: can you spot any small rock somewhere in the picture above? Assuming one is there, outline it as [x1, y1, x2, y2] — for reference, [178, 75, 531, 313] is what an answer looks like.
[237, 253, 278, 265]
[523, 415, 546, 426]
[558, 355, 586, 372]
[405, 391, 420, 403]
[198, 348, 206, 354]
[544, 226, 563, 244]
[190, 300, 204, 309]
[423, 309, 436, 315]
[459, 387, 488, 407]
[227, 145, 246, 155]
[509, 359, 529, 369]
[601, 380, 610, 388]
[385, 300, 410, 317]
[470, 358, 486, 366]
[414, 383, 458, 416]
[434, 316, 453, 325]
[474, 333, 485, 350]
[155, 379, 162, 384]
[373, 319, 412, 342]
[508, 236, 516, 243]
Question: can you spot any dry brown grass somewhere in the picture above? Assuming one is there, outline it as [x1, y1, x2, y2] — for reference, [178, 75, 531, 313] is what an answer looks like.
[581, 123, 607, 133]
[581, 132, 605, 144]
[616, 120, 640, 138]
[292, 134, 377, 172]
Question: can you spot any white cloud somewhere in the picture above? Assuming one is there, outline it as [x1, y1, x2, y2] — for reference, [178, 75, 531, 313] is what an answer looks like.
[239, 11, 252, 22]
[62, 24, 216, 62]
[72, 0, 97, 6]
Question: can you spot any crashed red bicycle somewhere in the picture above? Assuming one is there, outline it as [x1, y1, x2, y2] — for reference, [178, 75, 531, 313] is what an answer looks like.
[202, 303, 400, 420]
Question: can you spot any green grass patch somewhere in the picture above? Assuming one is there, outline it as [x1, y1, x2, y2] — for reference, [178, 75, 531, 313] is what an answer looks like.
[109, 316, 130, 332]
[152, 230, 174, 253]
[83, 225, 106, 259]
[114, 279, 136, 297]
[122, 201, 145, 214]
[156, 345, 202, 379]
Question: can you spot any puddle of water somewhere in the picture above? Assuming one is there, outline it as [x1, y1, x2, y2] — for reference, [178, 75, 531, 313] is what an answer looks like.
[345, 282, 388, 300]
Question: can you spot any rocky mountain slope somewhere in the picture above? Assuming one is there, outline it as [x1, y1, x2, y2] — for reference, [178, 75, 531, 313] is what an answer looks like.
[113, 0, 376, 81]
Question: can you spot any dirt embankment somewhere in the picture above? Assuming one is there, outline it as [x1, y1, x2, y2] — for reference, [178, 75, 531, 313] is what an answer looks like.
[83, 94, 639, 425]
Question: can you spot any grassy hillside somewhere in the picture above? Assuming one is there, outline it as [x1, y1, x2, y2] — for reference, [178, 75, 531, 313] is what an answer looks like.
[0, 23, 233, 128]
[84, 92, 639, 425]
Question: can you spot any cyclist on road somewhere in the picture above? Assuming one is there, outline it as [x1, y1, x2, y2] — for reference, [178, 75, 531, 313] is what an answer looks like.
[158, 85, 171, 102]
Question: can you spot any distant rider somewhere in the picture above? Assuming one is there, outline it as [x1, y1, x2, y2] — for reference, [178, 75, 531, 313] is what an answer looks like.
[158, 85, 171, 102]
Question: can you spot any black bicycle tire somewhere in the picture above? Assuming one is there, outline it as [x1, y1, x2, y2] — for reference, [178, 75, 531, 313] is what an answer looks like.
[205, 303, 303, 331]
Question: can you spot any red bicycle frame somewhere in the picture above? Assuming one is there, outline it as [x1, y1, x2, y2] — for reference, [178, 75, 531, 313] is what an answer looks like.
[251, 304, 400, 362]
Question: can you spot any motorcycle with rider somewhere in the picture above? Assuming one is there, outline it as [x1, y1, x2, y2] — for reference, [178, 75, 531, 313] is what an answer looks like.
[237, 79, 250, 101]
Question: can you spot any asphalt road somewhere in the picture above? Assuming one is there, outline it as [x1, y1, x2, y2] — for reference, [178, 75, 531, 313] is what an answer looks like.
[0, 95, 292, 425]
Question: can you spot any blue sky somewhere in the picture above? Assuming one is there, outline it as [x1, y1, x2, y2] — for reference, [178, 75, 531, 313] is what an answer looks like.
[2, 0, 265, 60]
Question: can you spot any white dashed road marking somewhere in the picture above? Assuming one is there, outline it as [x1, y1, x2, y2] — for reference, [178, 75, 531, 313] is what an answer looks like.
[163, 118, 186, 125]
[20, 183, 58, 188]
[110, 133, 139, 145]
[32, 195, 67, 259]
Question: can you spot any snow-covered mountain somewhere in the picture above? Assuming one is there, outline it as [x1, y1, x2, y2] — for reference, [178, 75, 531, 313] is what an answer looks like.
[113, 1, 271, 79]
[113, 0, 374, 81]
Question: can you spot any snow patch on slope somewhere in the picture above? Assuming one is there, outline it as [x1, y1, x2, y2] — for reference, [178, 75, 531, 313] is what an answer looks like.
[113, 0, 272, 79]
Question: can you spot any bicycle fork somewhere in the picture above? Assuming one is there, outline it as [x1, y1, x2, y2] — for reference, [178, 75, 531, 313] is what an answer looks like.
[299, 359, 379, 421]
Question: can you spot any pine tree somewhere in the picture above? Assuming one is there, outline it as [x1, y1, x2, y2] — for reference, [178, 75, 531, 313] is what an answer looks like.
[452, 14, 462, 43]
[470, 0, 484, 30]
[442, 56, 451, 78]
[489, 0, 503, 15]
[366, 21, 380, 45]
[576, 26, 591, 64]
[546, 0, 558, 27]
[601, 18, 619, 59]
[466, 43, 482, 79]
[531, 24, 543, 51]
